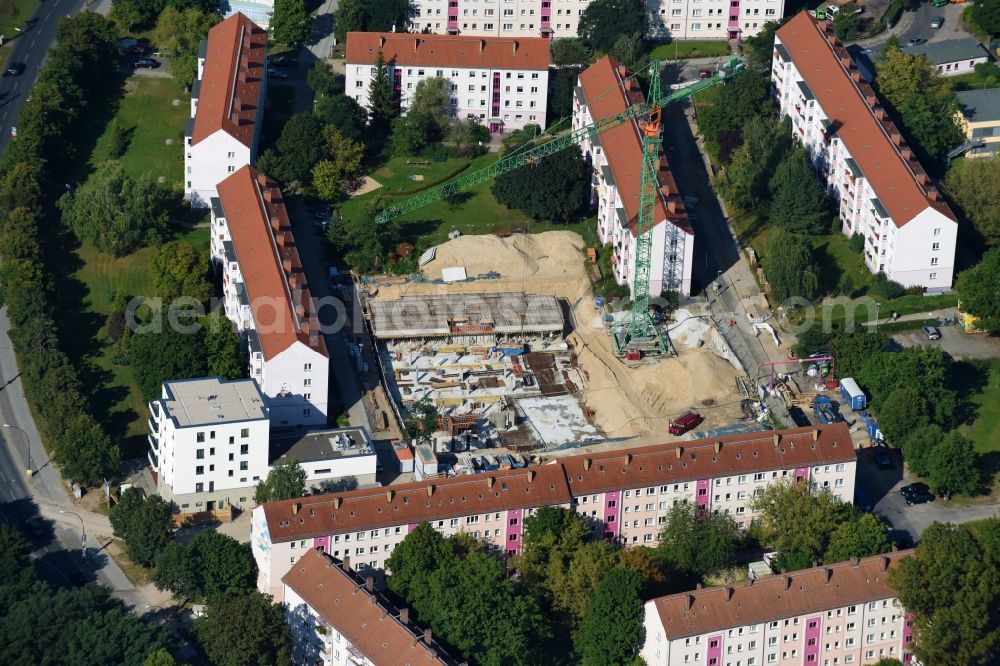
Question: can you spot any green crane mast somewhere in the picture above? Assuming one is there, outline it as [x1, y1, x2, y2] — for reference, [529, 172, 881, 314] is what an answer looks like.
[374, 57, 743, 356]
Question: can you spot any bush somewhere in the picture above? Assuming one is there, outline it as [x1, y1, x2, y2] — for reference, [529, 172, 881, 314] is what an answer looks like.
[849, 233, 865, 253]
[974, 61, 1000, 81]
[872, 273, 905, 300]
[881, 0, 903, 30]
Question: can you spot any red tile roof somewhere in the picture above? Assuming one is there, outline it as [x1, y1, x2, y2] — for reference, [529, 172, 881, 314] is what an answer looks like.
[192, 13, 266, 147]
[346, 32, 550, 71]
[217, 166, 328, 361]
[775, 12, 955, 227]
[261, 424, 854, 543]
[650, 550, 912, 639]
[282, 549, 456, 666]
[577, 55, 693, 237]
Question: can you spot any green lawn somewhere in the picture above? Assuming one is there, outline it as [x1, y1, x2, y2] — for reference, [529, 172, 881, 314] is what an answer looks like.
[74, 226, 210, 457]
[960, 360, 1000, 454]
[950, 72, 1000, 92]
[91, 77, 189, 187]
[340, 154, 588, 262]
[0, 0, 37, 48]
[649, 40, 731, 60]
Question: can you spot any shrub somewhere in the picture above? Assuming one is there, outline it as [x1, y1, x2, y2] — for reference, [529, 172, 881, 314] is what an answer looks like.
[849, 232, 865, 253]
[872, 273, 905, 300]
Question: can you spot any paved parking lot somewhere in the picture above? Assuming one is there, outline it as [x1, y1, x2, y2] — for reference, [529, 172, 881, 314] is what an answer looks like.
[892, 325, 1000, 360]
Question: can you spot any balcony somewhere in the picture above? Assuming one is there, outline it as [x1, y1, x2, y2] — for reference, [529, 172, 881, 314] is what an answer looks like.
[148, 448, 159, 471]
[148, 417, 159, 434]
[148, 433, 158, 452]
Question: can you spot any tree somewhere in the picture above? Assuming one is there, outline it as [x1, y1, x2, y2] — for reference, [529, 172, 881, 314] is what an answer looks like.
[150, 241, 211, 302]
[105, 117, 131, 160]
[877, 386, 930, 445]
[391, 113, 437, 156]
[59, 413, 121, 488]
[323, 126, 364, 181]
[204, 315, 245, 380]
[876, 44, 943, 112]
[969, 0, 1000, 36]
[194, 591, 293, 666]
[833, 3, 861, 41]
[898, 90, 963, 164]
[368, 50, 398, 133]
[717, 116, 790, 212]
[448, 117, 489, 158]
[824, 513, 891, 563]
[270, 0, 313, 48]
[609, 32, 645, 72]
[364, 0, 414, 32]
[153, 6, 219, 88]
[578, 0, 647, 52]
[551, 38, 590, 67]
[549, 540, 619, 622]
[654, 500, 740, 582]
[130, 326, 208, 400]
[153, 541, 200, 600]
[156, 531, 255, 600]
[574, 567, 645, 666]
[59, 163, 172, 256]
[110, 488, 173, 567]
[492, 145, 590, 223]
[887, 523, 1000, 665]
[767, 147, 829, 234]
[402, 398, 440, 445]
[254, 460, 307, 504]
[956, 247, 1000, 333]
[514, 506, 591, 604]
[269, 113, 328, 186]
[695, 69, 774, 160]
[314, 94, 368, 140]
[547, 66, 583, 123]
[143, 649, 177, 666]
[945, 156, 1000, 245]
[333, 0, 365, 43]
[831, 331, 888, 379]
[926, 431, 979, 496]
[857, 346, 956, 425]
[901, 424, 942, 478]
[409, 77, 451, 136]
[741, 20, 782, 72]
[749, 481, 857, 565]
[763, 233, 819, 302]
[111, 0, 159, 32]
[307, 60, 342, 99]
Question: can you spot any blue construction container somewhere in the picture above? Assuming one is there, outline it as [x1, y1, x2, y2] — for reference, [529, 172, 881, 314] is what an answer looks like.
[839, 378, 867, 411]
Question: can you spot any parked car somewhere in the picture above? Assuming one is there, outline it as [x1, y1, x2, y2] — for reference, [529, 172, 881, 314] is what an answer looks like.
[922, 325, 941, 340]
[268, 54, 298, 68]
[930, 16, 944, 29]
[825, 4, 839, 15]
[25, 516, 44, 538]
[4, 62, 25, 77]
[124, 45, 147, 56]
[873, 447, 893, 469]
[133, 58, 161, 69]
[267, 67, 289, 79]
[900, 482, 934, 505]
[698, 68, 712, 79]
[906, 37, 927, 47]
[669, 410, 703, 436]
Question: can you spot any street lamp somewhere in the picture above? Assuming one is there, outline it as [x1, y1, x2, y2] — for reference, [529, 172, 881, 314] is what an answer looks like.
[60, 510, 87, 557]
[1, 423, 31, 478]
[873, 302, 882, 333]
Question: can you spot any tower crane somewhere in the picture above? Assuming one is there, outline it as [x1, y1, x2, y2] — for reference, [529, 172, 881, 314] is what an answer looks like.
[374, 56, 743, 356]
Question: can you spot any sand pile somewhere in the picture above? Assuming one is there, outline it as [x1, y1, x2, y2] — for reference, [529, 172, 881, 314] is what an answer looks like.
[373, 231, 744, 439]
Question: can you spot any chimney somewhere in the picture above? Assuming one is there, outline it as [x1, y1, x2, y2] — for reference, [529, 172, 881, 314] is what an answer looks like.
[667, 199, 678, 213]
[928, 188, 940, 202]
[333, 497, 342, 509]
[825, 568, 833, 584]
[365, 576, 374, 592]
[685, 594, 694, 611]
[875, 107, 885, 120]
[830, 34, 838, 46]
[263, 188, 273, 203]
[386, 489, 394, 502]
[277, 232, 287, 247]
[426, 484, 434, 497]
[584, 458, 592, 471]
[773, 433, 781, 447]
[784, 576, 792, 591]
[891, 133, 902, 146]
[283, 257, 292, 273]
[675, 446, 683, 459]
[851, 71, 861, 82]
[865, 95, 877, 106]
[292, 502, 300, 515]
[300, 319, 310, 336]
[487, 476, 495, 488]
[840, 57, 851, 69]
[379, 36, 385, 48]
[902, 148, 913, 160]
[295, 303, 306, 318]
[916, 172, 928, 185]
[424, 628, 433, 645]
[880, 556, 890, 572]
[414, 37, 419, 51]
[270, 216, 281, 231]
[479, 39, 485, 54]
[725, 587, 734, 602]
[714, 442, 722, 454]
[399, 608, 410, 625]
[527, 470, 535, 482]
[813, 428, 820, 441]
[257, 173, 268, 187]
[342, 555, 351, 571]
[624, 453, 632, 465]
[512, 40, 518, 56]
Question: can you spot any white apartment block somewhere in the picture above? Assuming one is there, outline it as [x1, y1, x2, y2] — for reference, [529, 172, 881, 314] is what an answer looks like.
[223, 0, 274, 28]
[344, 32, 550, 133]
[773, 13, 958, 291]
[282, 548, 457, 666]
[148, 377, 270, 513]
[410, 0, 782, 40]
[212, 166, 330, 427]
[185, 13, 267, 208]
[252, 424, 856, 600]
[574, 55, 695, 297]
[641, 552, 915, 666]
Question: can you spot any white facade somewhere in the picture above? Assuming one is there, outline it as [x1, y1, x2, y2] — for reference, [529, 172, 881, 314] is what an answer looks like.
[185, 129, 255, 209]
[410, 0, 782, 40]
[223, 1, 275, 28]
[345, 33, 550, 133]
[252, 342, 331, 428]
[148, 377, 270, 512]
[773, 16, 958, 291]
[271, 427, 378, 491]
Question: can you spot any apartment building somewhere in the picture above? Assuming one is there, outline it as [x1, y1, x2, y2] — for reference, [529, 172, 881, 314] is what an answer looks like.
[574, 55, 695, 297]
[410, 0, 782, 40]
[252, 424, 856, 600]
[185, 13, 266, 207]
[640, 552, 915, 666]
[344, 32, 549, 133]
[223, 1, 274, 28]
[647, 0, 784, 40]
[282, 548, 457, 666]
[773, 13, 958, 291]
[147, 377, 270, 513]
[903, 38, 989, 78]
[212, 166, 330, 427]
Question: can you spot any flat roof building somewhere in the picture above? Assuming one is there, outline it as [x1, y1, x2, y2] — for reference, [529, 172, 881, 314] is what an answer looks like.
[903, 37, 989, 77]
[955, 88, 1000, 158]
[271, 427, 377, 490]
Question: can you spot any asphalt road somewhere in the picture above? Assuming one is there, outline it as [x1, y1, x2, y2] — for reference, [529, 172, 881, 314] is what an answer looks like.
[0, 0, 87, 155]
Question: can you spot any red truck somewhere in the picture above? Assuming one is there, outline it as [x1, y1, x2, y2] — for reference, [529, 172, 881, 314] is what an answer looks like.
[669, 411, 703, 436]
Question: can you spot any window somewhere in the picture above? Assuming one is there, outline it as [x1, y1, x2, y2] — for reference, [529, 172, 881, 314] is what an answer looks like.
[929, 272, 938, 280]
[197, 433, 205, 443]
[240, 461, 248, 471]
[930, 257, 939, 266]
[195, 482, 204, 492]
[241, 428, 249, 438]
[933, 227, 941, 236]
[304, 363, 312, 371]
[241, 444, 249, 455]
[227, 166, 235, 173]
[304, 378, 311, 387]
[196, 449, 205, 459]
[195, 466, 204, 475]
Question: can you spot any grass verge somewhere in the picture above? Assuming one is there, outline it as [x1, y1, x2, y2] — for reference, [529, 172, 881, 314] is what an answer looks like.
[959, 359, 1000, 455]
[0, 0, 38, 48]
[649, 40, 731, 60]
